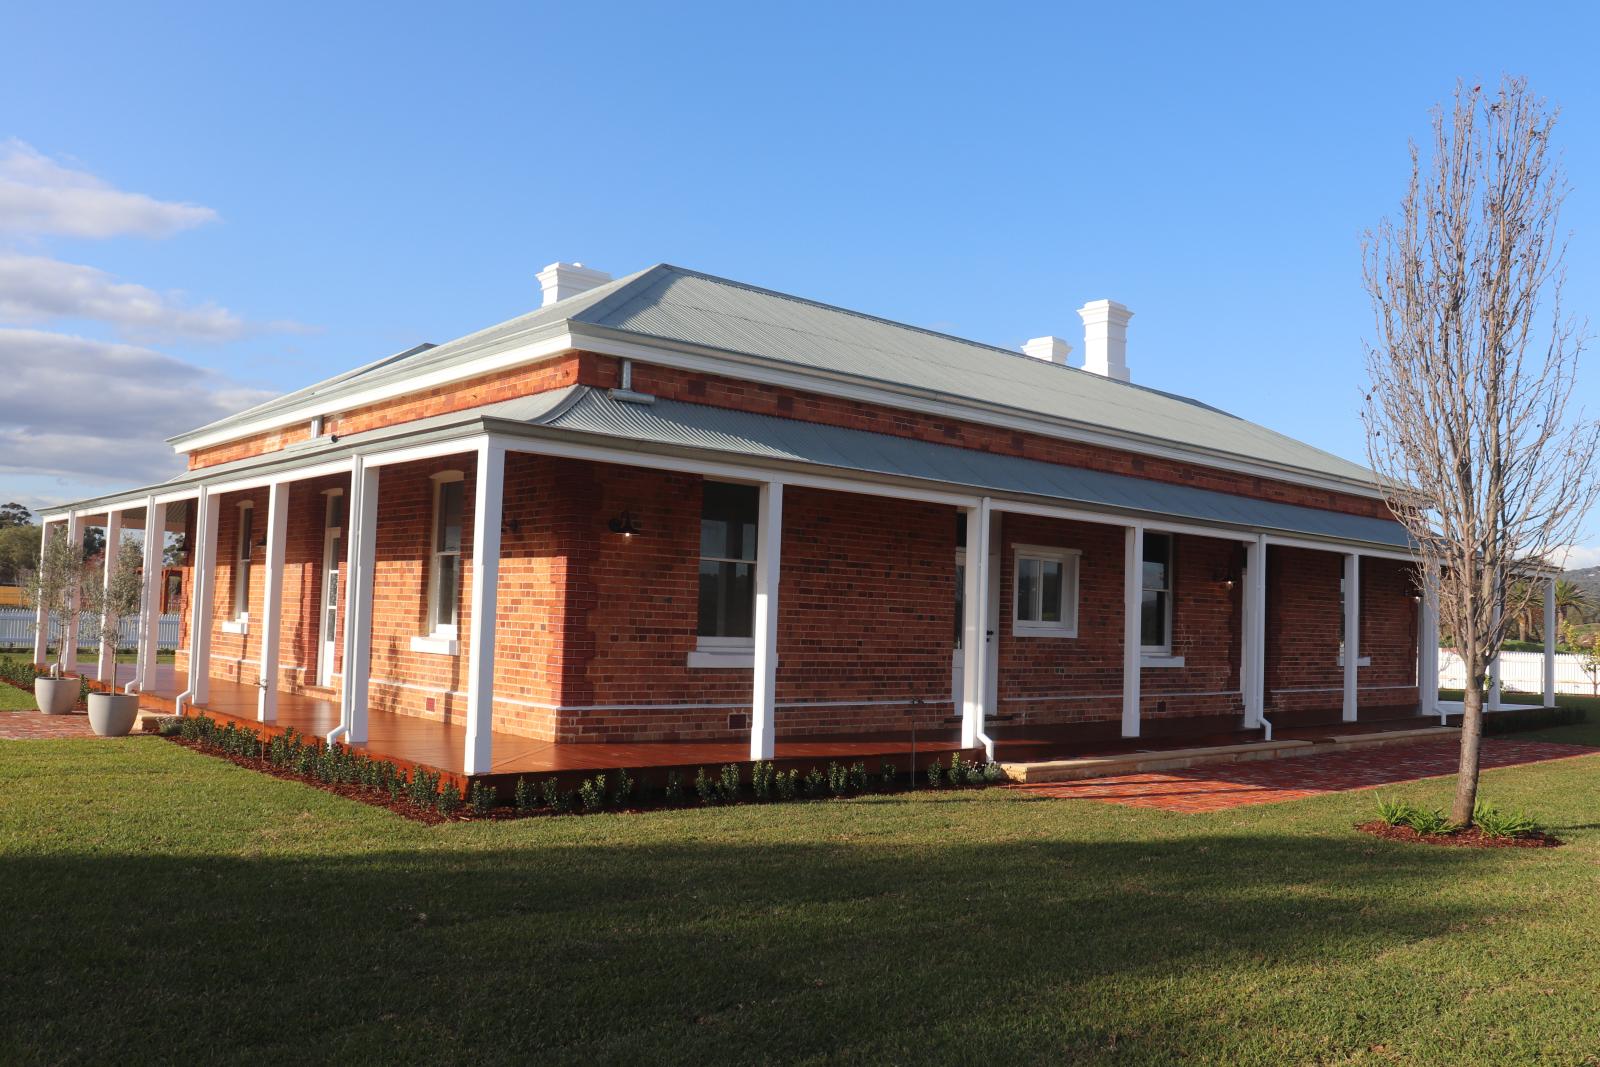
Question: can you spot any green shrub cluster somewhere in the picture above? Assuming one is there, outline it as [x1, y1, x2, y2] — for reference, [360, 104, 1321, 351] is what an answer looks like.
[1483, 704, 1587, 734]
[1373, 795, 1544, 838]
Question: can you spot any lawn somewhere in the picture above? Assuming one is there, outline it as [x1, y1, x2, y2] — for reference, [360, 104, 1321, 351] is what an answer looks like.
[2, 729, 1599, 1064]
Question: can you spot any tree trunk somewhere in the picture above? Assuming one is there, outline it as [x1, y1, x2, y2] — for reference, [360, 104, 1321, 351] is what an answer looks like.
[1451, 676, 1485, 825]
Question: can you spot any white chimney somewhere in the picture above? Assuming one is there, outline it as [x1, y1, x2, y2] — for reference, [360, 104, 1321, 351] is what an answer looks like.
[1076, 299, 1133, 382]
[537, 262, 612, 307]
[1021, 335, 1073, 365]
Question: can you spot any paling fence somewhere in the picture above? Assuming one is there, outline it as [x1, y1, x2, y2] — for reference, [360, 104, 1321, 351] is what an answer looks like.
[0, 607, 181, 653]
[1437, 648, 1599, 697]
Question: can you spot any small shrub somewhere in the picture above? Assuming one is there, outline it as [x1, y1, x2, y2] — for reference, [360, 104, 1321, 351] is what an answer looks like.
[665, 770, 683, 804]
[1374, 795, 1415, 827]
[982, 762, 1004, 783]
[826, 761, 848, 795]
[847, 762, 868, 793]
[926, 758, 943, 788]
[154, 716, 183, 737]
[514, 777, 535, 811]
[409, 769, 440, 810]
[719, 763, 741, 803]
[1473, 800, 1541, 838]
[775, 768, 798, 801]
[751, 761, 773, 801]
[1403, 806, 1452, 836]
[436, 782, 463, 816]
[804, 766, 826, 796]
[948, 753, 966, 786]
[540, 777, 562, 811]
[579, 775, 608, 813]
[613, 768, 634, 808]
[386, 767, 406, 803]
[880, 761, 897, 791]
[695, 767, 715, 804]
[469, 780, 496, 816]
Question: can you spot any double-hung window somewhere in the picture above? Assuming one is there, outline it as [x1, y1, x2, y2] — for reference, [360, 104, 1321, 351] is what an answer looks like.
[696, 482, 758, 656]
[231, 502, 253, 623]
[1012, 545, 1079, 637]
[1141, 533, 1174, 654]
[428, 473, 465, 638]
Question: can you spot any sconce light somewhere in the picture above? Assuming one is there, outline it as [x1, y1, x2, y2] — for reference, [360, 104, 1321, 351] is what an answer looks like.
[608, 511, 641, 537]
[501, 518, 520, 536]
[1213, 565, 1238, 591]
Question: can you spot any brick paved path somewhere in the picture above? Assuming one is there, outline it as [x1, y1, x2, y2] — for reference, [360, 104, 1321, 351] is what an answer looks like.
[1010, 738, 1599, 813]
[0, 712, 104, 740]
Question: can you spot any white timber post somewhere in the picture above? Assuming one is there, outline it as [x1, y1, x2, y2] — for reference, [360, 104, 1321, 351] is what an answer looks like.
[1242, 535, 1268, 733]
[97, 509, 123, 683]
[135, 499, 164, 691]
[1488, 602, 1503, 708]
[1419, 562, 1440, 718]
[256, 481, 289, 722]
[464, 439, 506, 776]
[336, 457, 379, 745]
[1122, 523, 1144, 738]
[960, 499, 993, 750]
[32, 519, 54, 666]
[1342, 552, 1360, 722]
[183, 489, 219, 711]
[60, 511, 84, 675]
[1543, 574, 1558, 708]
[749, 480, 784, 761]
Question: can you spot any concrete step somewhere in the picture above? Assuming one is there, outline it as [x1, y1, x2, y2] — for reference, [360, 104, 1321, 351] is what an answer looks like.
[1001, 739, 1317, 783]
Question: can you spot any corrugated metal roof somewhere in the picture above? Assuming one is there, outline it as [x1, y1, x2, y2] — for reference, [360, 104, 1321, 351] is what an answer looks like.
[529, 388, 1408, 549]
[168, 264, 1380, 496]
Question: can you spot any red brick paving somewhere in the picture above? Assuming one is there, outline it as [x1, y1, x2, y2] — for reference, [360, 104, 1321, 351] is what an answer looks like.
[1009, 738, 1600, 813]
[0, 712, 104, 740]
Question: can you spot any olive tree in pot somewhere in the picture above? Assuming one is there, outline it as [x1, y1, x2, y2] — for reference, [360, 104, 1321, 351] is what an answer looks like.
[80, 539, 145, 736]
[25, 525, 86, 714]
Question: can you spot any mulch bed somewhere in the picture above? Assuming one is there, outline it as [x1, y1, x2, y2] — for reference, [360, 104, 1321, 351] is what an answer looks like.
[1356, 820, 1564, 849]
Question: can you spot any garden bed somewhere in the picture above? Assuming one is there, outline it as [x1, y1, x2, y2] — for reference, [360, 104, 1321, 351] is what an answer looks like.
[1357, 820, 1563, 849]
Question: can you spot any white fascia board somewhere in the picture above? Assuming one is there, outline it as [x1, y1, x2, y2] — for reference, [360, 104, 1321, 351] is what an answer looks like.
[203, 458, 360, 498]
[169, 332, 578, 455]
[357, 434, 488, 470]
[1262, 534, 1415, 562]
[994, 499, 1258, 542]
[566, 325, 1387, 502]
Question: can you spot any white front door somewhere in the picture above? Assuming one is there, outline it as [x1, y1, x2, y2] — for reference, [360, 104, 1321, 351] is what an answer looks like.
[316, 491, 344, 688]
[951, 548, 1001, 712]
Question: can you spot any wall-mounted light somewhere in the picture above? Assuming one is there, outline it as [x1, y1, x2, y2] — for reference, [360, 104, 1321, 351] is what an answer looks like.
[501, 518, 521, 536]
[1213, 565, 1238, 590]
[608, 511, 640, 537]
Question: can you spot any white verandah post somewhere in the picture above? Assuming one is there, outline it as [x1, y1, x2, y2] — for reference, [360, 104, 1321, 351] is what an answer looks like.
[1242, 535, 1268, 734]
[32, 518, 54, 666]
[464, 439, 506, 776]
[336, 457, 379, 746]
[960, 500, 993, 751]
[97, 509, 123, 684]
[1122, 523, 1143, 738]
[135, 499, 164, 692]
[1418, 562, 1440, 718]
[256, 481, 289, 722]
[1488, 602, 1503, 708]
[1342, 552, 1360, 722]
[1543, 574, 1558, 708]
[749, 481, 784, 761]
[183, 489, 220, 712]
[60, 511, 83, 675]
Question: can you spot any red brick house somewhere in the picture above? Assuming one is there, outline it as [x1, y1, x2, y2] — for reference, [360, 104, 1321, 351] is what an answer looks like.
[38, 262, 1447, 781]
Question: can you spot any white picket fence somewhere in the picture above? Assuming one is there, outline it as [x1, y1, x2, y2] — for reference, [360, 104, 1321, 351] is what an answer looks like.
[0, 607, 182, 652]
[1437, 648, 1600, 696]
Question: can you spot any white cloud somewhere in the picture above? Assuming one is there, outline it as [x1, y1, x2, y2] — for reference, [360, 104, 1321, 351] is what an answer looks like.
[0, 140, 218, 239]
[0, 328, 272, 486]
[1556, 545, 1600, 571]
[0, 252, 246, 341]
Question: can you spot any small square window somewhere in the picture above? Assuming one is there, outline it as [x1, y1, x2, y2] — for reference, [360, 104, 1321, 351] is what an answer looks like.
[1013, 545, 1080, 637]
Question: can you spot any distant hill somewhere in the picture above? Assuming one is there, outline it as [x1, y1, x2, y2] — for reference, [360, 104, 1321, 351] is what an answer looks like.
[1566, 566, 1600, 607]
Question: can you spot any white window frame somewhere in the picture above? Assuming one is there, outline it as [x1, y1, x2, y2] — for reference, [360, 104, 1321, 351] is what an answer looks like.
[222, 500, 253, 635]
[1011, 544, 1080, 638]
[416, 470, 464, 655]
[690, 480, 760, 665]
[1141, 531, 1174, 656]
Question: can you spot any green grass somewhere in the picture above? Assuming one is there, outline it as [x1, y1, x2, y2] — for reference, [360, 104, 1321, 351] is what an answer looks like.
[3, 729, 1600, 1064]
[0, 682, 34, 711]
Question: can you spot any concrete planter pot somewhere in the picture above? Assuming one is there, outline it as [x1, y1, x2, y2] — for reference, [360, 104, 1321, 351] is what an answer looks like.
[87, 692, 139, 736]
[34, 676, 79, 715]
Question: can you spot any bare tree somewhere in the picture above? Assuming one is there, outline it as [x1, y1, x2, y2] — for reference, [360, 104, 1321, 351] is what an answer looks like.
[1363, 77, 1599, 826]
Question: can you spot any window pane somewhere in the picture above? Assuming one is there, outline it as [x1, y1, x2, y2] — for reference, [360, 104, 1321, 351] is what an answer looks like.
[435, 553, 458, 629]
[1142, 534, 1170, 592]
[1016, 558, 1040, 622]
[698, 560, 753, 638]
[437, 482, 464, 553]
[700, 482, 759, 561]
[1039, 559, 1063, 622]
[1141, 589, 1167, 647]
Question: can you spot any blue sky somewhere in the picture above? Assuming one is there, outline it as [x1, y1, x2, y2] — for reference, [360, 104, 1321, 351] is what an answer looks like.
[5, 1, 1600, 556]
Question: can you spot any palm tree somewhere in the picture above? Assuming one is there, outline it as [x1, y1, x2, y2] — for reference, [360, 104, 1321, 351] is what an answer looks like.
[1555, 579, 1591, 625]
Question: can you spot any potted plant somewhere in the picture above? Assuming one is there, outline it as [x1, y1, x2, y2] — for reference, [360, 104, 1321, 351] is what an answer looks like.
[80, 539, 145, 736]
[25, 525, 85, 714]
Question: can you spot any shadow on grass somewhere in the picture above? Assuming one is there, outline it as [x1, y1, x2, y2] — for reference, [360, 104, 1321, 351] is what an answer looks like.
[0, 824, 1503, 1065]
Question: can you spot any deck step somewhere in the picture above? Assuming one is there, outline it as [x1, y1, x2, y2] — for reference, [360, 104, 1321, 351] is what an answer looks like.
[1001, 739, 1317, 783]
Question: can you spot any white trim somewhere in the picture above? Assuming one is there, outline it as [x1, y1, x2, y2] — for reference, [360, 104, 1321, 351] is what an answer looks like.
[221, 617, 249, 635]
[688, 645, 755, 669]
[1122, 524, 1143, 738]
[204, 458, 362, 499]
[994, 498, 1258, 544]
[749, 481, 783, 760]
[463, 438, 505, 775]
[1140, 654, 1185, 668]
[1336, 654, 1372, 668]
[1264, 535, 1412, 562]
[409, 634, 459, 656]
[1010, 543, 1081, 638]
